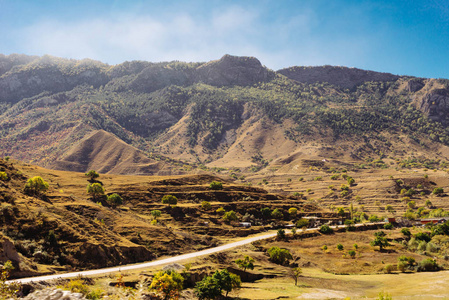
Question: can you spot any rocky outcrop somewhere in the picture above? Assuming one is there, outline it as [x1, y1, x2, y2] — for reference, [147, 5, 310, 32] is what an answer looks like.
[277, 65, 399, 89]
[414, 88, 449, 125]
[22, 289, 86, 300]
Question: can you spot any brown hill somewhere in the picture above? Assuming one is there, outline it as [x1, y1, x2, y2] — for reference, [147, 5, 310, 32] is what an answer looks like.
[50, 130, 162, 175]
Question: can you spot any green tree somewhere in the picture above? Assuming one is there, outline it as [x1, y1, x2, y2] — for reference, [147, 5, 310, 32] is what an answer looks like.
[267, 247, 292, 265]
[296, 218, 310, 229]
[260, 207, 271, 219]
[288, 207, 298, 218]
[290, 267, 302, 286]
[271, 208, 283, 219]
[222, 210, 238, 223]
[150, 270, 184, 300]
[107, 193, 123, 207]
[201, 201, 211, 210]
[337, 243, 344, 251]
[370, 231, 389, 251]
[235, 255, 254, 272]
[0, 172, 8, 181]
[277, 229, 286, 240]
[24, 176, 49, 196]
[209, 181, 223, 190]
[319, 224, 333, 234]
[347, 177, 355, 186]
[194, 269, 240, 299]
[151, 210, 162, 220]
[401, 228, 411, 238]
[162, 194, 178, 205]
[0, 260, 21, 298]
[87, 183, 105, 200]
[433, 187, 444, 195]
[348, 250, 356, 259]
[85, 170, 99, 180]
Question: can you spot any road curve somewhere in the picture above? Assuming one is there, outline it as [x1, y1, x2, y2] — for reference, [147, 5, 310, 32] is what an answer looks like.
[8, 222, 383, 284]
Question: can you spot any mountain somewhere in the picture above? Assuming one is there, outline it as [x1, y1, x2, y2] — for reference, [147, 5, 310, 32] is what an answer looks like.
[1, 53, 449, 175]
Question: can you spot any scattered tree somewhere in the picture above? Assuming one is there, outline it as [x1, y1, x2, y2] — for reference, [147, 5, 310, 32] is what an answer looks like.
[162, 194, 178, 205]
[107, 193, 123, 207]
[195, 269, 240, 299]
[296, 218, 310, 229]
[87, 183, 105, 200]
[24, 176, 49, 196]
[235, 255, 254, 272]
[209, 181, 223, 190]
[201, 201, 211, 210]
[271, 208, 283, 219]
[288, 207, 298, 218]
[337, 243, 344, 251]
[260, 207, 272, 219]
[277, 229, 286, 240]
[267, 247, 292, 265]
[151, 210, 162, 220]
[370, 231, 389, 251]
[150, 270, 184, 300]
[85, 170, 99, 180]
[222, 210, 238, 223]
[290, 267, 302, 286]
[319, 224, 333, 234]
[0, 172, 7, 181]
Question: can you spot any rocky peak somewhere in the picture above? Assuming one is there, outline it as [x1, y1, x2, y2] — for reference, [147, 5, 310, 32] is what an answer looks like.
[277, 65, 400, 89]
[195, 54, 275, 86]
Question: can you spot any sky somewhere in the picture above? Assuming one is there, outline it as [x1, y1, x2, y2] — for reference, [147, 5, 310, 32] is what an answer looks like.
[1, 0, 449, 79]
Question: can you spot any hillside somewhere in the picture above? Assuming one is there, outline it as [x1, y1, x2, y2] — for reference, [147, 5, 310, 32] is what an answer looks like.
[1, 54, 449, 175]
[0, 158, 325, 278]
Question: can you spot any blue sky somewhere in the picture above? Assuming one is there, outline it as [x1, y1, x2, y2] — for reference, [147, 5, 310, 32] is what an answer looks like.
[1, 0, 448, 78]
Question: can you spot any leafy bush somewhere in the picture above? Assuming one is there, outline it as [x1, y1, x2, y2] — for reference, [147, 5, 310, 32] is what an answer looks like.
[319, 224, 333, 234]
[87, 183, 105, 200]
[288, 207, 298, 218]
[162, 194, 178, 205]
[348, 250, 356, 258]
[260, 207, 271, 219]
[383, 223, 393, 230]
[216, 207, 226, 214]
[107, 193, 123, 207]
[201, 201, 211, 210]
[194, 269, 240, 299]
[401, 228, 411, 237]
[0, 172, 8, 181]
[271, 208, 283, 219]
[296, 218, 310, 228]
[150, 270, 184, 300]
[277, 229, 286, 240]
[222, 210, 238, 223]
[85, 170, 99, 180]
[24, 176, 49, 196]
[417, 258, 439, 272]
[384, 264, 395, 274]
[267, 247, 292, 265]
[414, 232, 431, 242]
[433, 187, 444, 195]
[336, 243, 344, 251]
[235, 255, 254, 272]
[209, 181, 223, 190]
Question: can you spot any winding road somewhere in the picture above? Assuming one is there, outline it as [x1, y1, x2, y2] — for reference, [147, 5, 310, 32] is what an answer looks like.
[8, 223, 383, 284]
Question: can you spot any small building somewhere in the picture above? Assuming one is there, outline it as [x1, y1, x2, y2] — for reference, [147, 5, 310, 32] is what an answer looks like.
[419, 218, 449, 225]
[384, 217, 396, 223]
[239, 222, 252, 228]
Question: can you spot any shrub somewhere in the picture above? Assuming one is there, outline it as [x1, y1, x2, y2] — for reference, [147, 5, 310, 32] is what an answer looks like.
[401, 228, 411, 237]
[425, 199, 432, 208]
[24, 176, 49, 196]
[151, 210, 161, 220]
[271, 208, 283, 219]
[216, 207, 226, 214]
[195, 269, 240, 299]
[260, 207, 271, 219]
[150, 270, 184, 299]
[288, 207, 298, 218]
[0, 172, 8, 181]
[407, 201, 416, 209]
[267, 247, 292, 265]
[383, 223, 393, 230]
[107, 193, 123, 207]
[397, 260, 408, 272]
[201, 201, 211, 210]
[277, 229, 286, 240]
[385, 205, 394, 212]
[321, 245, 328, 251]
[296, 218, 310, 229]
[384, 264, 395, 274]
[222, 210, 238, 223]
[330, 174, 339, 180]
[162, 194, 178, 205]
[235, 255, 254, 272]
[414, 232, 431, 242]
[340, 184, 349, 191]
[336, 243, 344, 251]
[87, 183, 105, 200]
[433, 187, 444, 195]
[210, 181, 223, 190]
[417, 258, 439, 272]
[369, 215, 380, 222]
[319, 224, 333, 234]
[347, 177, 355, 186]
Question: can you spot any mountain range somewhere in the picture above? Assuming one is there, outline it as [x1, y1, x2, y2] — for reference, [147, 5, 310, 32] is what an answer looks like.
[1, 53, 449, 175]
